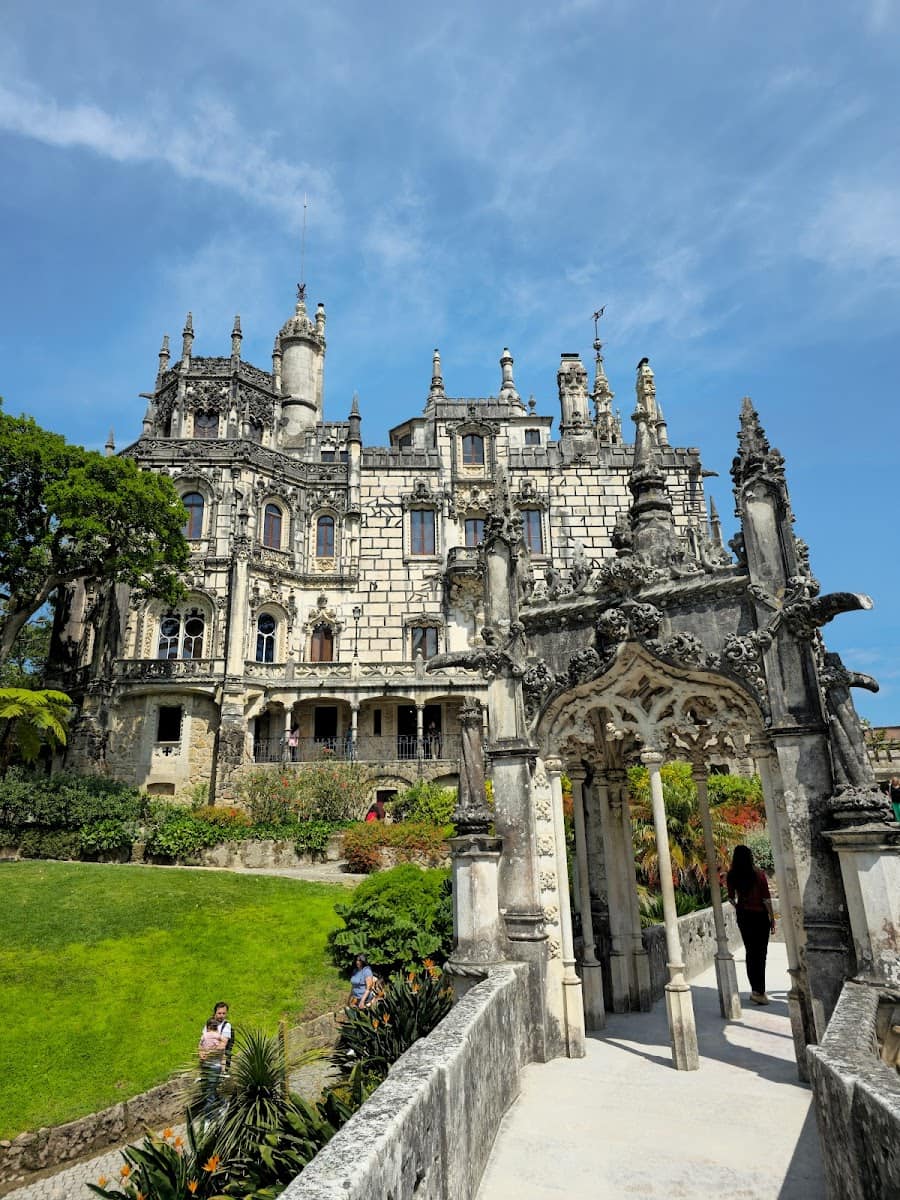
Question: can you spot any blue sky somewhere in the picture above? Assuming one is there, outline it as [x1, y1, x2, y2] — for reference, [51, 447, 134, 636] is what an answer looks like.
[1, 0, 897, 720]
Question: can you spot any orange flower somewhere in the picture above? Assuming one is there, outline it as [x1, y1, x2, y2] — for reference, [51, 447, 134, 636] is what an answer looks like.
[382, 1012, 391, 1024]
[97, 1176, 108, 1187]
[407, 971, 415, 982]
[120, 1164, 132, 1178]
[423, 958, 434, 969]
[372, 1017, 379, 1028]
[412, 984, 419, 994]
[202, 1154, 220, 1173]
[162, 1127, 173, 1139]
[187, 1182, 198, 1195]
[136, 1192, 146, 1200]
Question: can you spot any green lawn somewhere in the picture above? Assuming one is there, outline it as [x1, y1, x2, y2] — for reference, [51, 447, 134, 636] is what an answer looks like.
[1, 861, 351, 1137]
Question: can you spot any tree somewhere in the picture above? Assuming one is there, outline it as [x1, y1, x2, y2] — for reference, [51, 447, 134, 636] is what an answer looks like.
[0, 686, 71, 772]
[0, 613, 52, 686]
[0, 406, 190, 663]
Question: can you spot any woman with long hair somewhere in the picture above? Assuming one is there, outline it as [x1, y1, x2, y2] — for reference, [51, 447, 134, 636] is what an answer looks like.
[727, 844, 776, 1005]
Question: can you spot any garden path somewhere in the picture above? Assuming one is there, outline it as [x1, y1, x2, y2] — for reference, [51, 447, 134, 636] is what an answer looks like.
[478, 940, 825, 1199]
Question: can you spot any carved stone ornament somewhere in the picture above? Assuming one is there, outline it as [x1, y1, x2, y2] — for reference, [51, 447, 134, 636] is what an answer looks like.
[626, 602, 662, 640]
[539, 869, 557, 892]
[184, 379, 230, 412]
[596, 607, 630, 645]
[720, 630, 772, 699]
[650, 631, 712, 670]
[453, 697, 492, 833]
[534, 794, 552, 820]
[595, 554, 665, 598]
[568, 647, 602, 686]
[523, 659, 565, 720]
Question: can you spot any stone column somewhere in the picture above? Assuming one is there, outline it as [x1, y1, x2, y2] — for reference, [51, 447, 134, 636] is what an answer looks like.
[693, 765, 741, 1019]
[547, 757, 586, 1057]
[416, 703, 424, 761]
[569, 766, 606, 1030]
[283, 707, 294, 763]
[642, 750, 699, 1070]
[751, 736, 817, 1078]
[611, 769, 652, 1011]
[596, 772, 631, 1012]
[350, 704, 359, 761]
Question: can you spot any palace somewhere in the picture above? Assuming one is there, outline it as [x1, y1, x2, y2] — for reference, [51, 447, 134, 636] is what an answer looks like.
[60, 283, 720, 804]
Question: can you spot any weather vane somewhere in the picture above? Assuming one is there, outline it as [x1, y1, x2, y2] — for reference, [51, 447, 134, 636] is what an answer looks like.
[592, 306, 606, 350]
[297, 193, 309, 303]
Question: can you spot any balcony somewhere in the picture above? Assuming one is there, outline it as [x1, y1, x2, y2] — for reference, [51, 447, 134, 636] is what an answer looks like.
[445, 546, 481, 577]
[253, 733, 461, 765]
[114, 658, 224, 684]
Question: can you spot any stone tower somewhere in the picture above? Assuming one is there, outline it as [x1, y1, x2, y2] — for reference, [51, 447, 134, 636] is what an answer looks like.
[277, 284, 326, 445]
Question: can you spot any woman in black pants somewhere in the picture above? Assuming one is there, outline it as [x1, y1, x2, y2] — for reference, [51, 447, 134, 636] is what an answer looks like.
[727, 844, 776, 1005]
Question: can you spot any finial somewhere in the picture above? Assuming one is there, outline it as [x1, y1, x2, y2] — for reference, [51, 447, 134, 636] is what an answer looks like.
[348, 390, 362, 444]
[499, 347, 521, 406]
[156, 334, 170, 384]
[181, 313, 194, 362]
[709, 496, 725, 549]
[350, 391, 360, 416]
[528, 394, 536, 413]
[655, 400, 669, 448]
[104, 428, 115, 457]
[429, 348, 445, 401]
[231, 315, 242, 359]
[315, 301, 325, 337]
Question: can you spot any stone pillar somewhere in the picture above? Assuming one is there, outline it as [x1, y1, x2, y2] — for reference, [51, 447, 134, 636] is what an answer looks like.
[826, 818, 900, 990]
[596, 773, 631, 1012]
[350, 704, 359, 761]
[547, 757, 586, 1057]
[569, 766, 606, 1030]
[416, 703, 424, 761]
[751, 736, 815, 1078]
[693, 765, 741, 1020]
[283, 707, 294, 762]
[611, 768, 652, 1010]
[642, 750, 699, 1070]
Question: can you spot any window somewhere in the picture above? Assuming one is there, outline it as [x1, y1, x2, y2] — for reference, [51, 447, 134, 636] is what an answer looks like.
[263, 504, 282, 549]
[340, 450, 349, 463]
[321, 450, 336, 462]
[310, 624, 334, 662]
[522, 508, 543, 553]
[524, 429, 541, 446]
[156, 705, 182, 742]
[465, 517, 485, 547]
[316, 515, 335, 557]
[462, 433, 485, 465]
[411, 625, 439, 659]
[373, 708, 382, 736]
[397, 434, 412, 449]
[182, 493, 204, 541]
[410, 509, 435, 555]
[156, 610, 205, 660]
[194, 411, 218, 439]
[256, 613, 277, 663]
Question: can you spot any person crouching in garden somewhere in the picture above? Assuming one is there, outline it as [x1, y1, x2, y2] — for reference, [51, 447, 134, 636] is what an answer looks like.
[348, 954, 377, 1008]
[727, 843, 776, 1005]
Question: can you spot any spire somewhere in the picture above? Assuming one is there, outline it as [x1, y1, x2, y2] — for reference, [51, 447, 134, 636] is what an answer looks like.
[104, 428, 115, 457]
[231, 315, 242, 359]
[635, 357, 658, 427]
[655, 400, 669, 448]
[731, 396, 786, 500]
[627, 361, 677, 565]
[499, 347, 523, 408]
[591, 308, 617, 444]
[156, 333, 170, 385]
[315, 301, 326, 339]
[181, 313, 194, 365]
[709, 496, 725, 549]
[348, 391, 362, 444]
[428, 347, 445, 404]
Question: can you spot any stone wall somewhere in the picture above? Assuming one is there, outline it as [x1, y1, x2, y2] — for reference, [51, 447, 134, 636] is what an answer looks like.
[642, 905, 739, 1002]
[281, 963, 531, 1200]
[807, 980, 900, 1200]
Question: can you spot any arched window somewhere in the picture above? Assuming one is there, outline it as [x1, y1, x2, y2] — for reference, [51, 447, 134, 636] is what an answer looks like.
[522, 508, 543, 554]
[194, 411, 218, 439]
[316, 515, 335, 557]
[462, 433, 485, 465]
[411, 625, 440, 659]
[256, 613, 277, 663]
[263, 504, 283, 549]
[182, 493, 204, 540]
[310, 624, 334, 662]
[156, 609, 206, 660]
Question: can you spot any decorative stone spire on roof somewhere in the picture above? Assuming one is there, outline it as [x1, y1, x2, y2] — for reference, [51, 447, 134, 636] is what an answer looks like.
[181, 313, 194, 364]
[709, 495, 725, 550]
[279, 283, 326, 347]
[104, 429, 115, 457]
[635, 357, 658, 427]
[428, 348, 445, 403]
[627, 358, 678, 565]
[655, 400, 669, 448]
[156, 333, 170, 385]
[499, 347, 524, 409]
[591, 334, 617, 443]
[231, 315, 242, 359]
[348, 391, 362, 444]
[730, 396, 786, 502]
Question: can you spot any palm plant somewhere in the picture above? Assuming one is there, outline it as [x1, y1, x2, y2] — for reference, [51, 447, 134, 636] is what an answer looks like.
[0, 686, 70, 773]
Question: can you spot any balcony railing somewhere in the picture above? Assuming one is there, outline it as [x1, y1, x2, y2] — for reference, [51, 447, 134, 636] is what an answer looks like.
[253, 733, 461, 765]
[114, 658, 225, 682]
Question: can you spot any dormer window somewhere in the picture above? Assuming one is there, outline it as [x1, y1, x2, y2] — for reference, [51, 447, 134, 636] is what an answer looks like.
[194, 411, 218, 439]
[462, 434, 485, 465]
[397, 434, 412, 449]
[525, 429, 541, 446]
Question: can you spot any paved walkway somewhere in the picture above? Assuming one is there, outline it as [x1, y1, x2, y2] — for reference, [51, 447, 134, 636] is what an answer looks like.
[478, 942, 825, 1200]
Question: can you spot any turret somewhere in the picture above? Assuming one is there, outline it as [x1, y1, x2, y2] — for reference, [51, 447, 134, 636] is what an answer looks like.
[557, 353, 590, 431]
[181, 313, 194, 367]
[627, 358, 677, 565]
[499, 348, 524, 410]
[156, 334, 170, 387]
[592, 329, 619, 445]
[231, 315, 242, 360]
[277, 284, 326, 444]
[427, 348, 445, 406]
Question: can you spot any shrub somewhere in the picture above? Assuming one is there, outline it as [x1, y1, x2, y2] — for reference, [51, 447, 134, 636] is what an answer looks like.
[0, 768, 144, 831]
[79, 819, 135, 857]
[331, 963, 453, 1093]
[329, 864, 453, 975]
[341, 821, 451, 874]
[192, 805, 251, 831]
[143, 806, 220, 862]
[743, 827, 775, 874]
[19, 828, 81, 859]
[236, 766, 303, 825]
[392, 779, 457, 825]
[294, 819, 343, 860]
[292, 761, 373, 823]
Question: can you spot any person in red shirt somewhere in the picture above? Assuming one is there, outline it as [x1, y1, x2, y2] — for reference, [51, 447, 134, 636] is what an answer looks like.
[727, 844, 776, 1005]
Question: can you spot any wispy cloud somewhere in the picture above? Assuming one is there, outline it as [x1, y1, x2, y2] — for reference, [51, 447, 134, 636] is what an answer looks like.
[0, 77, 339, 233]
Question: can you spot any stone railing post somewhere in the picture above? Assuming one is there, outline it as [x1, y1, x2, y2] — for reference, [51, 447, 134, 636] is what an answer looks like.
[546, 756, 586, 1056]
[642, 749, 699, 1070]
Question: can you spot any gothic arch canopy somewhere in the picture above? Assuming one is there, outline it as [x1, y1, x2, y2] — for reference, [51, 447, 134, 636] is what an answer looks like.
[536, 640, 765, 768]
